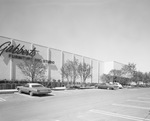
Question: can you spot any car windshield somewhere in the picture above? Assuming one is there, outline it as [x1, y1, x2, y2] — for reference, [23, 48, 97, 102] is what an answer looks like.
[32, 85, 43, 87]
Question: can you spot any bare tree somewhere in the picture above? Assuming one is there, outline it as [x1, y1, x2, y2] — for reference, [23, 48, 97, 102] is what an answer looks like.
[78, 63, 83, 83]
[70, 58, 79, 84]
[17, 58, 48, 82]
[61, 59, 79, 85]
[61, 62, 72, 85]
[77, 62, 92, 85]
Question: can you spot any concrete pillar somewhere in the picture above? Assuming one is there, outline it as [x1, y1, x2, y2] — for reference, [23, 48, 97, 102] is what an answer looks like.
[10, 39, 16, 81]
[47, 48, 51, 81]
[91, 59, 93, 83]
[98, 61, 100, 84]
[61, 51, 64, 82]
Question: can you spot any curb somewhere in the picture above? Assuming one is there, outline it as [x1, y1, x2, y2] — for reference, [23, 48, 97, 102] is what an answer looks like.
[0, 89, 18, 94]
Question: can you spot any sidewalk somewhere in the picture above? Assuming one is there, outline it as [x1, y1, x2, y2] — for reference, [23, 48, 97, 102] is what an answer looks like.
[0, 89, 18, 94]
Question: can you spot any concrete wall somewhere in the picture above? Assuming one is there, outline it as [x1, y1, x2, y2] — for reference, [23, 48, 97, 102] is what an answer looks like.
[104, 61, 114, 74]
[0, 37, 11, 80]
[114, 61, 124, 70]
[104, 61, 125, 74]
[92, 60, 99, 83]
[99, 61, 104, 83]
[49, 48, 62, 81]
[14, 39, 32, 80]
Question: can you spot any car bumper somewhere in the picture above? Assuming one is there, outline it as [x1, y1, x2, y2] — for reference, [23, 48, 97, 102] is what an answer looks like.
[33, 91, 52, 95]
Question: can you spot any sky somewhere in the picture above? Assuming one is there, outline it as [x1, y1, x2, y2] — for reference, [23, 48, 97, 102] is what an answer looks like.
[0, 0, 150, 73]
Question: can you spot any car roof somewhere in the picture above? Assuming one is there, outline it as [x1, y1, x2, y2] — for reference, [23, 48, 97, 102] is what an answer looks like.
[27, 83, 42, 85]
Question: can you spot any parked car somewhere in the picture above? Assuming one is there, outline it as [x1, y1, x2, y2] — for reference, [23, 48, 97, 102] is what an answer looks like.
[17, 83, 52, 96]
[97, 83, 119, 90]
[113, 82, 123, 89]
[68, 85, 81, 89]
[52, 87, 66, 91]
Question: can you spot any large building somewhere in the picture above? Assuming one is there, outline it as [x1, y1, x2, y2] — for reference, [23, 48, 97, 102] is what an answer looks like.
[0, 36, 125, 83]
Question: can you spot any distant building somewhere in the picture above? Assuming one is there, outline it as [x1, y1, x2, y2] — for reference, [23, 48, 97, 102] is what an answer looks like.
[104, 61, 125, 74]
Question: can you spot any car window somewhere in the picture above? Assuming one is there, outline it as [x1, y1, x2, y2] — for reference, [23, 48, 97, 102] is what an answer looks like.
[32, 85, 43, 87]
[100, 83, 106, 85]
[24, 84, 29, 87]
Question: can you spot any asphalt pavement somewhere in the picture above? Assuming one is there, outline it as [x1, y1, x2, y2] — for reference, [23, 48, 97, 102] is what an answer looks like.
[0, 88, 150, 121]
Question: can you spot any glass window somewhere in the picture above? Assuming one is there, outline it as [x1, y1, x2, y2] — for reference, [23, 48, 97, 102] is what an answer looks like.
[32, 85, 43, 87]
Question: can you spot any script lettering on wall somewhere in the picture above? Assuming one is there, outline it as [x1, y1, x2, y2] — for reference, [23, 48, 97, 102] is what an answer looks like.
[0, 41, 55, 64]
[0, 41, 37, 57]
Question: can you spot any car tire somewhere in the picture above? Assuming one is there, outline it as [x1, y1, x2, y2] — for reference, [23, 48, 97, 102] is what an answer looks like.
[29, 91, 33, 96]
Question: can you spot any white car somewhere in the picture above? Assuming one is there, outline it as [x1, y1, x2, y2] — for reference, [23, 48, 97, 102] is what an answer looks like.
[114, 82, 123, 89]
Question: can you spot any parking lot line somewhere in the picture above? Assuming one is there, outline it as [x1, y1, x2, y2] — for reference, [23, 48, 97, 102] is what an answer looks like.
[127, 99, 150, 103]
[112, 103, 150, 110]
[0, 97, 6, 102]
[89, 109, 150, 121]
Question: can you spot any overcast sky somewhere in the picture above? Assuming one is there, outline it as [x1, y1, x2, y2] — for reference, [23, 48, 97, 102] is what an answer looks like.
[0, 0, 150, 73]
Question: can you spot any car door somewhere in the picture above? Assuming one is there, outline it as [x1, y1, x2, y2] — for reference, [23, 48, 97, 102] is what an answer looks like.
[23, 84, 30, 93]
[103, 83, 108, 89]
[101, 83, 106, 89]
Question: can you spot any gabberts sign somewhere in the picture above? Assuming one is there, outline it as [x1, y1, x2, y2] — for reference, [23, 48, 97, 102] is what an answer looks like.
[0, 41, 37, 57]
[0, 41, 55, 64]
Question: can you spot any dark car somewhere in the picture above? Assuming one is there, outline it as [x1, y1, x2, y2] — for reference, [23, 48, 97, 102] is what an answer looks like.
[68, 85, 81, 89]
[97, 83, 119, 90]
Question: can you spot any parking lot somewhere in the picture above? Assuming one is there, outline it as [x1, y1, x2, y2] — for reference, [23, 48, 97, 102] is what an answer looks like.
[0, 88, 150, 121]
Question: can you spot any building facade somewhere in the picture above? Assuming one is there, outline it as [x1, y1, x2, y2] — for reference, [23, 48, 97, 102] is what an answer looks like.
[104, 61, 125, 74]
[0, 36, 106, 83]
